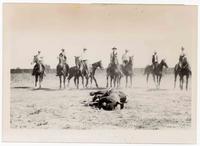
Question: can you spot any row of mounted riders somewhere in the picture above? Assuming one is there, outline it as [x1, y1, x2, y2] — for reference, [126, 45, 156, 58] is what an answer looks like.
[32, 56, 191, 90]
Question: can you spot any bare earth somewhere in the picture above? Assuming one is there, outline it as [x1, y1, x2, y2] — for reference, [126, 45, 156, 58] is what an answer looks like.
[10, 72, 191, 130]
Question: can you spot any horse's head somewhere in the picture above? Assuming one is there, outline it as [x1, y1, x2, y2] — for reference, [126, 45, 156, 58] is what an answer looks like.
[160, 59, 168, 68]
[74, 56, 81, 68]
[129, 56, 134, 65]
[97, 61, 104, 69]
[92, 60, 103, 69]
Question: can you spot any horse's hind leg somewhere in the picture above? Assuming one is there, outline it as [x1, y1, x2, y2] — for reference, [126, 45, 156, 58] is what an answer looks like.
[93, 76, 99, 88]
[90, 76, 93, 87]
[158, 75, 162, 87]
[67, 74, 73, 87]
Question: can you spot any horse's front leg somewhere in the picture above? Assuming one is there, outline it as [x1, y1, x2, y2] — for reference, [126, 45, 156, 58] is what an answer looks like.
[110, 77, 113, 87]
[125, 76, 128, 88]
[130, 75, 133, 88]
[77, 76, 79, 89]
[59, 76, 62, 89]
[85, 76, 89, 88]
[152, 74, 155, 83]
[174, 73, 177, 89]
[64, 76, 66, 89]
[67, 75, 72, 87]
[186, 75, 189, 90]
[180, 76, 183, 90]
[113, 76, 115, 88]
[39, 75, 42, 89]
[73, 76, 76, 87]
[82, 76, 84, 88]
[35, 75, 38, 88]
[182, 76, 185, 90]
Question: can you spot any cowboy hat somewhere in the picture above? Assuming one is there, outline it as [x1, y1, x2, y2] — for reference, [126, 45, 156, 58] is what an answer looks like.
[112, 47, 117, 50]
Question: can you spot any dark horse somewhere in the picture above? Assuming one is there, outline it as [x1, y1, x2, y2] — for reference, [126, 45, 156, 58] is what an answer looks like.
[174, 57, 191, 90]
[89, 61, 103, 88]
[120, 56, 134, 88]
[106, 54, 121, 88]
[67, 56, 83, 89]
[144, 59, 168, 88]
[32, 63, 45, 88]
[56, 57, 69, 89]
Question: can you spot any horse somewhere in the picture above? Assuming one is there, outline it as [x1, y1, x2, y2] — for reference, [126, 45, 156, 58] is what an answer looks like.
[120, 56, 134, 88]
[67, 56, 83, 89]
[32, 62, 45, 88]
[106, 54, 121, 88]
[56, 57, 69, 89]
[79, 60, 90, 88]
[144, 59, 168, 88]
[74, 56, 91, 88]
[89, 60, 103, 88]
[174, 57, 191, 90]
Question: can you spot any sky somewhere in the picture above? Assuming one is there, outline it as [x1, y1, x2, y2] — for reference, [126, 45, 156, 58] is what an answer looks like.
[3, 3, 197, 69]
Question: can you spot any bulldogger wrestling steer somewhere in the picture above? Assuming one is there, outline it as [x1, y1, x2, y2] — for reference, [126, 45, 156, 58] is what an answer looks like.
[88, 88, 127, 111]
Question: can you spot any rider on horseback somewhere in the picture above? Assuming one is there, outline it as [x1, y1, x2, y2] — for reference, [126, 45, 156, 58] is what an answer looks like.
[56, 49, 67, 76]
[31, 50, 45, 76]
[152, 50, 158, 71]
[80, 48, 89, 74]
[122, 49, 130, 66]
[109, 47, 118, 65]
[179, 46, 186, 68]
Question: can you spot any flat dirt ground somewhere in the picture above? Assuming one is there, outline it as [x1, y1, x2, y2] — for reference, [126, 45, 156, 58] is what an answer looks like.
[10, 71, 192, 130]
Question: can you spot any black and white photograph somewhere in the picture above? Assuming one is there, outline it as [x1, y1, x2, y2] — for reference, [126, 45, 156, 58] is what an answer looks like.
[2, 2, 197, 143]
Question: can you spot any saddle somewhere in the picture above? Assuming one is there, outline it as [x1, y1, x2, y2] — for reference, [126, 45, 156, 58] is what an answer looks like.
[32, 63, 44, 75]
